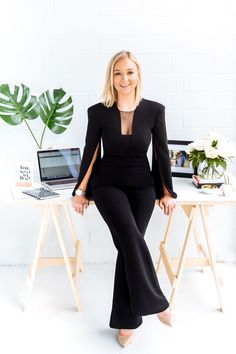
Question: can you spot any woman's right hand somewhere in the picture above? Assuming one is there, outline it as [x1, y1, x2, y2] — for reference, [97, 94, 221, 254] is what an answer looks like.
[72, 195, 89, 215]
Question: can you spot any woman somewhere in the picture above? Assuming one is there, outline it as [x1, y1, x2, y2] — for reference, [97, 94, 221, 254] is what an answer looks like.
[72, 50, 177, 348]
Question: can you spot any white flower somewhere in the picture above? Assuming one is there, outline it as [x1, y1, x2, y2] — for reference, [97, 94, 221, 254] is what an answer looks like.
[204, 146, 219, 159]
[190, 139, 209, 151]
[207, 131, 222, 142]
[187, 142, 195, 153]
[217, 139, 236, 158]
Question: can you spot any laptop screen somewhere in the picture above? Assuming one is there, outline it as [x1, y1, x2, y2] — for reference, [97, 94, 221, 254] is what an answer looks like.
[37, 148, 81, 182]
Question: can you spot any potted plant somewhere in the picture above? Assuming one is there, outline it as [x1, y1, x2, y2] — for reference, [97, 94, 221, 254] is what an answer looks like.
[188, 132, 236, 180]
[0, 83, 73, 149]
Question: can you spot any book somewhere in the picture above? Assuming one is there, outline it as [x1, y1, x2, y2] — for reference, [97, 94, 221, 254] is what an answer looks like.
[192, 175, 224, 189]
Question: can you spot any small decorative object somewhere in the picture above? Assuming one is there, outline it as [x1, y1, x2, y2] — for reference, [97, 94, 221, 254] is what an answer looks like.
[188, 132, 236, 188]
[220, 183, 234, 197]
[220, 174, 236, 196]
[16, 162, 34, 187]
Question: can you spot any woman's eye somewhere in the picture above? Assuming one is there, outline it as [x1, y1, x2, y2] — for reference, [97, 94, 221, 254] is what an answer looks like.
[128, 71, 134, 75]
[114, 72, 121, 76]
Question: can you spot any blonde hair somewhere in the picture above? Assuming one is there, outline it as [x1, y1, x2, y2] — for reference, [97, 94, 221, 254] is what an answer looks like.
[101, 50, 142, 108]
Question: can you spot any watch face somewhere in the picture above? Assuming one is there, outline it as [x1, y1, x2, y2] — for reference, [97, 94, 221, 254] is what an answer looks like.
[76, 189, 84, 196]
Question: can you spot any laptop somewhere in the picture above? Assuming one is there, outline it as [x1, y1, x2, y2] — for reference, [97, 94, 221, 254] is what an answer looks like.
[37, 148, 81, 190]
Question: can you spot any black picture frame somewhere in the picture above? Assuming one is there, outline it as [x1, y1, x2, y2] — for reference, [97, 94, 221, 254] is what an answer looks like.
[168, 140, 195, 178]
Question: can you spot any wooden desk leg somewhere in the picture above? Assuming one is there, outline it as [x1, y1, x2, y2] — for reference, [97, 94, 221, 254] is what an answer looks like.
[193, 227, 204, 273]
[24, 205, 50, 310]
[27, 206, 50, 278]
[156, 209, 176, 273]
[51, 205, 81, 311]
[200, 205, 224, 312]
[169, 205, 197, 307]
[38, 206, 50, 258]
[63, 205, 84, 274]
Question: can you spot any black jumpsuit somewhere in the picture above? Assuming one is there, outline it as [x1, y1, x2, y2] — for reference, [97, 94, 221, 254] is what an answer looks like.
[72, 98, 177, 329]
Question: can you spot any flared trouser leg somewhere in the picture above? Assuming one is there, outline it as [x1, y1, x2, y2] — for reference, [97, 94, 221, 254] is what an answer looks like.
[92, 185, 169, 329]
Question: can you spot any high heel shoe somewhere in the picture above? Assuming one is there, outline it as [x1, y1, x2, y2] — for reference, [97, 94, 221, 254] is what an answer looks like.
[157, 307, 174, 327]
[118, 329, 135, 348]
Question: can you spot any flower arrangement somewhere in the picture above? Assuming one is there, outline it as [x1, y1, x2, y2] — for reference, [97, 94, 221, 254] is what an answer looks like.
[188, 132, 236, 179]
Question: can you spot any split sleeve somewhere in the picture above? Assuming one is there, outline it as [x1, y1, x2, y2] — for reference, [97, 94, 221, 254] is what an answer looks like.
[72, 107, 102, 198]
[151, 105, 177, 199]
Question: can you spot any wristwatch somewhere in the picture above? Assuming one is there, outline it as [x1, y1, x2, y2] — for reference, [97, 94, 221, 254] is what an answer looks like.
[75, 188, 86, 196]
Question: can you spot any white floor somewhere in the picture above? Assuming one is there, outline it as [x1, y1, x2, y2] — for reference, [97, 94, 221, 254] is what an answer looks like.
[0, 263, 235, 354]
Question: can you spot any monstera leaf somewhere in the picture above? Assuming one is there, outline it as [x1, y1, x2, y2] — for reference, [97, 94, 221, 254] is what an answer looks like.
[39, 88, 73, 148]
[0, 83, 40, 125]
[0, 83, 40, 146]
[0, 83, 74, 149]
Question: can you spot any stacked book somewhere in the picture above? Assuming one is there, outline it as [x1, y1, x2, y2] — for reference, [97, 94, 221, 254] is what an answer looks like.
[192, 175, 224, 189]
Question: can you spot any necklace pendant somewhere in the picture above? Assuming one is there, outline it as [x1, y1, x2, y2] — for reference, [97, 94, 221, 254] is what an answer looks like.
[123, 112, 129, 119]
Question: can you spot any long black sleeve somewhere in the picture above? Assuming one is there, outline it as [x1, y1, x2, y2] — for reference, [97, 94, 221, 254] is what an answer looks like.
[72, 107, 102, 197]
[151, 105, 177, 199]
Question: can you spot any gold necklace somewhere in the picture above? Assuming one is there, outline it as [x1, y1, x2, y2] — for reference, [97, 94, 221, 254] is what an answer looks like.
[120, 111, 130, 119]
[117, 106, 135, 120]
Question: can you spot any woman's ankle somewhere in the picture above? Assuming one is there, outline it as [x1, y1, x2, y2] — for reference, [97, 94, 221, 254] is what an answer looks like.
[157, 307, 170, 317]
[119, 329, 134, 336]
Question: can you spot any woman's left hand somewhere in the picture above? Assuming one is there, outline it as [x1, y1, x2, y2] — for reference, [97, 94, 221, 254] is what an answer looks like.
[159, 195, 176, 216]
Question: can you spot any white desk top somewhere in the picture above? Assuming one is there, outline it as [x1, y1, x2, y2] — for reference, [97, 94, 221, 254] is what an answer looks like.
[12, 178, 236, 206]
[11, 186, 74, 205]
[173, 177, 236, 205]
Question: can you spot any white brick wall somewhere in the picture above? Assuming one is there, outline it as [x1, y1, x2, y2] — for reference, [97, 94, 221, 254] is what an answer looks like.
[0, 0, 236, 264]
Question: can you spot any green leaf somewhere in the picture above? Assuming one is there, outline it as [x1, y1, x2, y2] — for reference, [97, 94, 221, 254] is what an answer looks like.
[0, 83, 40, 125]
[217, 159, 227, 169]
[39, 88, 73, 134]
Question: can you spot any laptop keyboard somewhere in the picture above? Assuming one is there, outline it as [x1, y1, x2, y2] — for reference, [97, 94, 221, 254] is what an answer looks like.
[46, 179, 76, 185]
[22, 187, 60, 200]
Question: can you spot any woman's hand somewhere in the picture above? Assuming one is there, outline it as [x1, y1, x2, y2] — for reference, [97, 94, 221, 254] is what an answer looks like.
[159, 194, 176, 216]
[72, 195, 89, 215]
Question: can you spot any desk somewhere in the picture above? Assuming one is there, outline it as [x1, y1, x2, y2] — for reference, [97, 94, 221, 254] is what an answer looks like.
[14, 189, 83, 311]
[156, 177, 236, 312]
[14, 179, 236, 312]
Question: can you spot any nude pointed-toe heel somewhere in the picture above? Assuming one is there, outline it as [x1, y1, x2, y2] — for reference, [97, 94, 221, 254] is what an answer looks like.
[157, 307, 174, 327]
[118, 330, 135, 348]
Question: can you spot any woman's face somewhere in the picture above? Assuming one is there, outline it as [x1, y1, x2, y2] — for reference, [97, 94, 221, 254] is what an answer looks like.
[113, 58, 139, 97]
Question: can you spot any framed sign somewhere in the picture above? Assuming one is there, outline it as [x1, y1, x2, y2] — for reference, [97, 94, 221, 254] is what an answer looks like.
[168, 140, 195, 178]
[16, 162, 34, 187]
